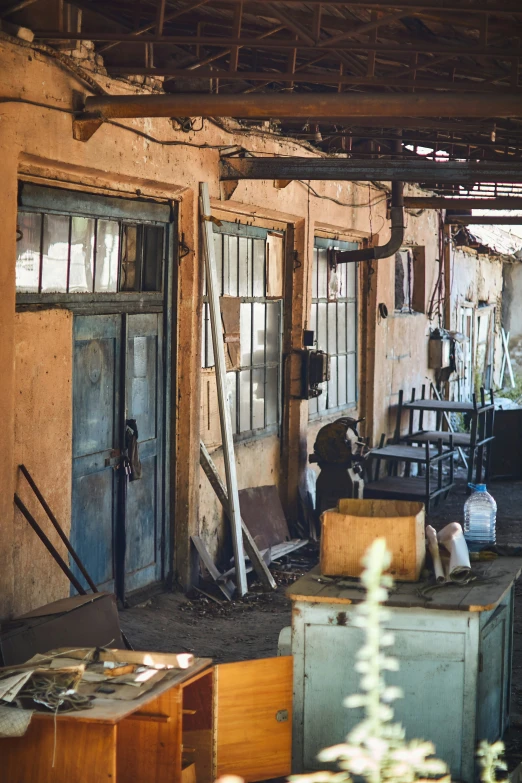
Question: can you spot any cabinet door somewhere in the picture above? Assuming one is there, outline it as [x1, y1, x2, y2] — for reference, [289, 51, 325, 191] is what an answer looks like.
[477, 603, 509, 742]
[214, 656, 292, 782]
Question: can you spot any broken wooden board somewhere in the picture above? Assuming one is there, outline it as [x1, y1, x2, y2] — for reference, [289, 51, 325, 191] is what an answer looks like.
[238, 485, 291, 551]
[191, 535, 234, 601]
[199, 442, 277, 591]
[219, 539, 308, 582]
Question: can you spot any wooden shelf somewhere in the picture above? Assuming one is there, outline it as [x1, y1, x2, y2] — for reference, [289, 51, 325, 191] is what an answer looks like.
[365, 476, 455, 501]
[405, 430, 471, 447]
[370, 444, 455, 464]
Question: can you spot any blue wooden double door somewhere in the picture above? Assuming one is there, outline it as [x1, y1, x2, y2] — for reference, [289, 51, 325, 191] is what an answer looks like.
[72, 312, 164, 597]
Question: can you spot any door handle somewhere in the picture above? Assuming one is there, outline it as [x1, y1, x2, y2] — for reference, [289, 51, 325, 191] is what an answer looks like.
[105, 449, 122, 468]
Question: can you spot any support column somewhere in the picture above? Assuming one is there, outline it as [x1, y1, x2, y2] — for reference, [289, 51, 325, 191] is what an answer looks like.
[0, 137, 17, 618]
[281, 218, 309, 525]
[173, 190, 201, 589]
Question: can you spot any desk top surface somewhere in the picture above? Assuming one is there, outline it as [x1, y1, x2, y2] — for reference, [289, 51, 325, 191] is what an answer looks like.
[287, 559, 522, 613]
[31, 657, 212, 725]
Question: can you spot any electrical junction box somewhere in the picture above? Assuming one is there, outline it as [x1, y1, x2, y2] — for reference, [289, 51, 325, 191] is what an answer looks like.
[301, 349, 330, 399]
[428, 336, 451, 369]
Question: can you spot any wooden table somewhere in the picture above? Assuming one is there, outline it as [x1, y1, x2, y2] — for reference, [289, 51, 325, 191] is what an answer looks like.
[1, 656, 213, 783]
[288, 558, 522, 783]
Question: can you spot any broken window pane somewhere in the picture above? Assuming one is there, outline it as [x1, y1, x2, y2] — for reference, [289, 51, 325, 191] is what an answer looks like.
[142, 225, 164, 292]
[252, 302, 265, 365]
[253, 239, 265, 297]
[317, 248, 328, 298]
[239, 369, 251, 431]
[266, 302, 280, 363]
[337, 354, 348, 408]
[95, 220, 119, 293]
[252, 368, 265, 429]
[41, 214, 69, 293]
[265, 366, 278, 426]
[348, 352, 357, 404]
[347, 302, 357, 353]
[16, 212, 41, 292]
[327, 302, 337, 355]
[238, 236, 250, 296]
[69, 216, 95, 293]
[120, 224, 139, 292]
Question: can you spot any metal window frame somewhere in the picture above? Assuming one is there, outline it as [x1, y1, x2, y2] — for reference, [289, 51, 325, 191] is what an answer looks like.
[16, 184, 169, 306]
[202, 221, 284, 440]
[310, 237, 359, 421]
[394, 248, 415, 314]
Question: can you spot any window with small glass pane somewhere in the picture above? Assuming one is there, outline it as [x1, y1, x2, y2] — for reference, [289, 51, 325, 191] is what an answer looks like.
[309, 239, 358, 419]
[16, 211, 164, 296]
[201, 224, 283, 437]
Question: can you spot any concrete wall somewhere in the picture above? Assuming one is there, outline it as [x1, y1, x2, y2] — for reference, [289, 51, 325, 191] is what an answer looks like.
[449, 247, 504, 390]
[13, 309, 73, 614]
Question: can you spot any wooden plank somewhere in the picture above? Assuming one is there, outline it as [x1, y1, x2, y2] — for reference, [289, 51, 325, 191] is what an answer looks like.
[200, 183, 247, 597]
[238, 485, 291, 550]
[191, 534, 235, 600]
[219, 539, 307, 581]
[0, 718, 117, 783]
[501, 327, 516, 389]
[214, 657, 292, 782]
[288, 560, 522, 613]
[199, 442, 277, 590]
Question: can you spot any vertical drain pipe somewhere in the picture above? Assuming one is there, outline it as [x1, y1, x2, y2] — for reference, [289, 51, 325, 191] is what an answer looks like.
[335, 134, 405, 264]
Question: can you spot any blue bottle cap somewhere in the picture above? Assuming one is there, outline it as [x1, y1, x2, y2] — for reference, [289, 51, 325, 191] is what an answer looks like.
[468, 483, 487, 491]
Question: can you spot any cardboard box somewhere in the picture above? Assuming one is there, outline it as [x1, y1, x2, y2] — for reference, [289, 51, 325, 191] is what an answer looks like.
[0, 593, 124, 665]
[320, 498, 425, 581]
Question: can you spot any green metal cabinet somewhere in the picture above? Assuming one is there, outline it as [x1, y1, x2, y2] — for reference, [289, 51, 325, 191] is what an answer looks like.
[288, 560, 521, 783]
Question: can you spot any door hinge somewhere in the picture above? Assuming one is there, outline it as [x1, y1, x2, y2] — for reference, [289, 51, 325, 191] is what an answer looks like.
[276, 709, 289, 723]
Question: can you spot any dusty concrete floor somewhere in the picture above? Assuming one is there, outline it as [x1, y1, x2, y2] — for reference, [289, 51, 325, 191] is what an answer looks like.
[120, 477, 522, 770]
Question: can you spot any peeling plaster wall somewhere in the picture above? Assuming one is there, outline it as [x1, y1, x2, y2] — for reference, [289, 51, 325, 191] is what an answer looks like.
[502, 262, 522, 375]
[13, 310, 73, 615]
[450, 247, 504, 389]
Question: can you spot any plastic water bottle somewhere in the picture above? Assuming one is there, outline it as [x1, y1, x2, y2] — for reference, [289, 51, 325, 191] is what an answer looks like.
[463, 484, 496, 552]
